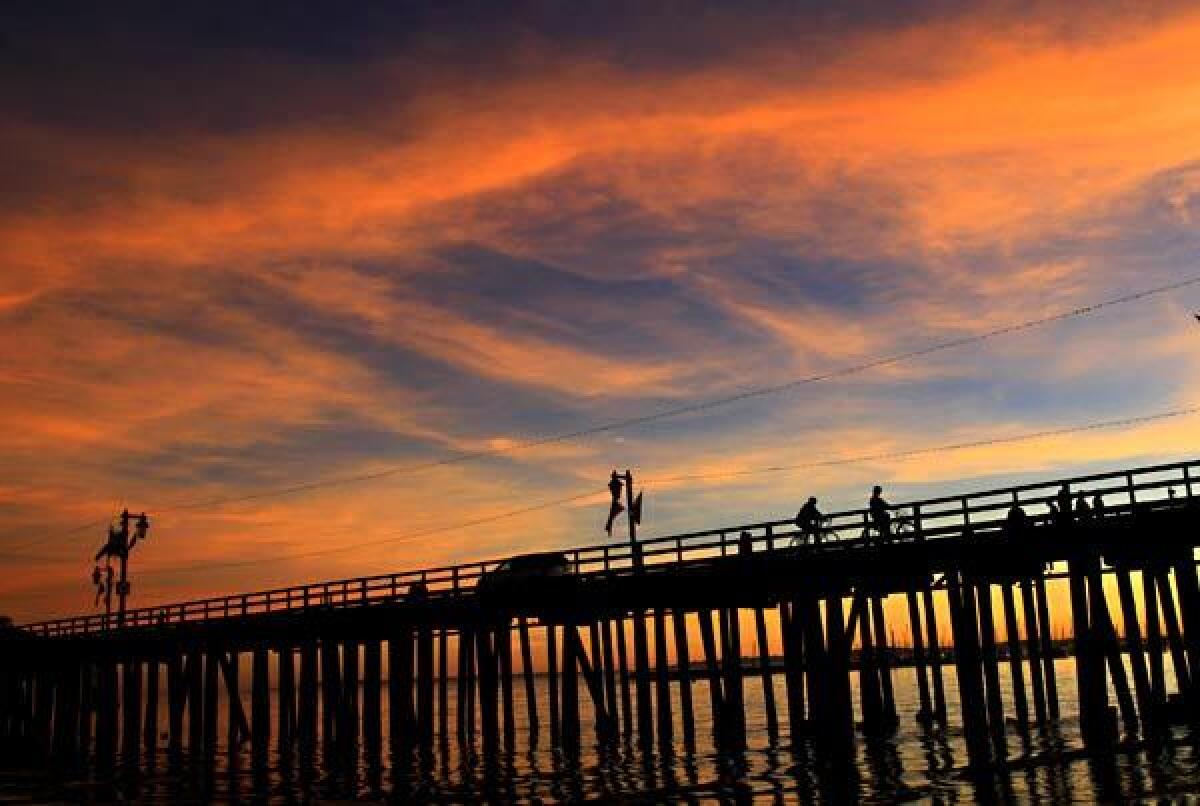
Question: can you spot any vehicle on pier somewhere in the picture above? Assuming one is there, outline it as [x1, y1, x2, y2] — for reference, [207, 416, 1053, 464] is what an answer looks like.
[476, 551, 577, 605]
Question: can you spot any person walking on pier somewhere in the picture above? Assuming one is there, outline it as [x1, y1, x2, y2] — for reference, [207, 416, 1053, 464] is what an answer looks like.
[1006, 502, 1030, 539]
[869, 485, 892, 543]
[1075, 493, 1092, 522]
[795, 496, 823, 545]
[1056, 484, 1073, 523]
[1092, 493, 1106, 519]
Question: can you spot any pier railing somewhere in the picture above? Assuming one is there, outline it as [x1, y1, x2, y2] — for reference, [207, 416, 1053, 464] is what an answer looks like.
[22, 457, 1200, 637]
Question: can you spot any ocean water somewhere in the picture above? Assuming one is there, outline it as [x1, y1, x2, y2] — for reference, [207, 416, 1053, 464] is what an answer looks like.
[8, 657, 1200, 803]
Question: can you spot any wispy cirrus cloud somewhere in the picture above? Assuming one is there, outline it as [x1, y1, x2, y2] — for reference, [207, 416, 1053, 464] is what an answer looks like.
[4, 3, 1200, 620]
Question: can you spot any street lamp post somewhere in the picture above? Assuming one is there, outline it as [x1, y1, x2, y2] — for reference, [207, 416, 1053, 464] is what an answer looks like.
[94, 509, 150, 629]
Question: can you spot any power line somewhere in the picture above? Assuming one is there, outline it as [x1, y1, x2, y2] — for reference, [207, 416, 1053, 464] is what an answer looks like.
[135, 404, 1199, 579]
[645, 406, 1200, 484]
[81, 274, 1200, 511]
[140, 489, 604, 577]
[7, 271, 1200, 552]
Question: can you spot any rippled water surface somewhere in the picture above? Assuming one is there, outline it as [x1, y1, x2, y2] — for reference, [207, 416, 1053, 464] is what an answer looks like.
[7, 658, 1200, 802]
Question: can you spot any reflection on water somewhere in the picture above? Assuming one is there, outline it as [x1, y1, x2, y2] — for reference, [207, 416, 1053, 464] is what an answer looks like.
[11, 658, 1200, 803]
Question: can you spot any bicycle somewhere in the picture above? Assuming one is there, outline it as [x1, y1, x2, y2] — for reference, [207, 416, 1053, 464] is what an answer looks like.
[790, 515, 834, 548]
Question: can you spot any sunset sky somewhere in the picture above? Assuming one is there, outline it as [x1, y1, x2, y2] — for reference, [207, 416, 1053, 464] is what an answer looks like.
[5, 2, 1200, 623]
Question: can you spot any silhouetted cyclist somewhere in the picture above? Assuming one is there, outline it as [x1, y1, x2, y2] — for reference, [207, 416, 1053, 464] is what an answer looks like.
[869, 485, 892, 542]
[795, 497, 823, 545]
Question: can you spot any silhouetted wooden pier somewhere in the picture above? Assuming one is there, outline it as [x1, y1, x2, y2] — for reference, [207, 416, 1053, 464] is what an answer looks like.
[5, 459, 1200, 779]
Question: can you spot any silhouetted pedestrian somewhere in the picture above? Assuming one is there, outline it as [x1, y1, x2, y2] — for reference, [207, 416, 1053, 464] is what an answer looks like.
[1057, 484, 1073, 523]
[739, 530, 754, 556]
[1075, 493, 1092, 522]
[1092, 493, 1106, 519]
[869, 485, 892, 542]
[1006, 502, 1029, 538]
[795, 496, 822, 545]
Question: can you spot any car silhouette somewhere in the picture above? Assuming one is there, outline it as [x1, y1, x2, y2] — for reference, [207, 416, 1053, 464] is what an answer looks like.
[476, 551, 575, 604]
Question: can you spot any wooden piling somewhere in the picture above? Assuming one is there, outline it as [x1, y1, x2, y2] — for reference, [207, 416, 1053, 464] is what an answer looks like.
[546, 625, 560, 745]
[946, 571, 991, 768]
[615, 617, 633, 736]
[279, 646, 296, 760]
[632, 610, 654, 748]
[251, 648, 270, 766]
[455, 628, 469, 747]
[1115, 569, 1156, 739]
[572, 626, 615, 743]
[801, 597, 828, 735]
[922, 585, 948, 723]
[416, 626, 434, 749]
[96, 659, 118, 769]
[33, 662, 52, 761]
[697, 610, 724, 746]
[1171, 554, 1200, 691]
[1068, 558, 1104, 745]
[753, 607, 778, 739]
[824, 595, 855, 751]
[342, 639, 360, 753]
[219, 652, 249, 749]
[202, 651, 219, 759]
[560, 625, 580, 750]
[438, 630, 449, 748]
[601, 618, 619, 738]
[653, 608, 674, 748]
[52, 663, 80, 767]
[974, 580, 1006, 743]
[1019, 579, 1048, 725]
[672, 609, 695, 747]
[475, 627, 499, 754]
[500, 622, 516, 751]
[363, 640, 382, 759]
[389, 628, 415, 752]
[1088, 570, 1137, 738]
[856, 592, 885, 734]
[519, 618, 540, 747]
[870, 595, 898, 729]
[1155, 571, 1193, 701]
[225, 651, 241, 749]
[1143, 572, 1167, 708]
[143, 660, 158, 761]
[121, 658, 141, 765]
[719, 607, 746, 748]
[298, 641, 318, 758]
[780, 601, 806, 738]
[1034, 576, 1060, 719]
[186, 651, 203, 756]
[905, 590, 933, 724]
[1001, 583, 1029, 732]
[320, 640, 341, 760]
[79, 661, 94, 761]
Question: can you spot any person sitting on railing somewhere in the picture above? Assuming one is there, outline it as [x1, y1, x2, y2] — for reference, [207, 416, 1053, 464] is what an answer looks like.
[795, 496, 823, 545]
[869, 485, 892, 543]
